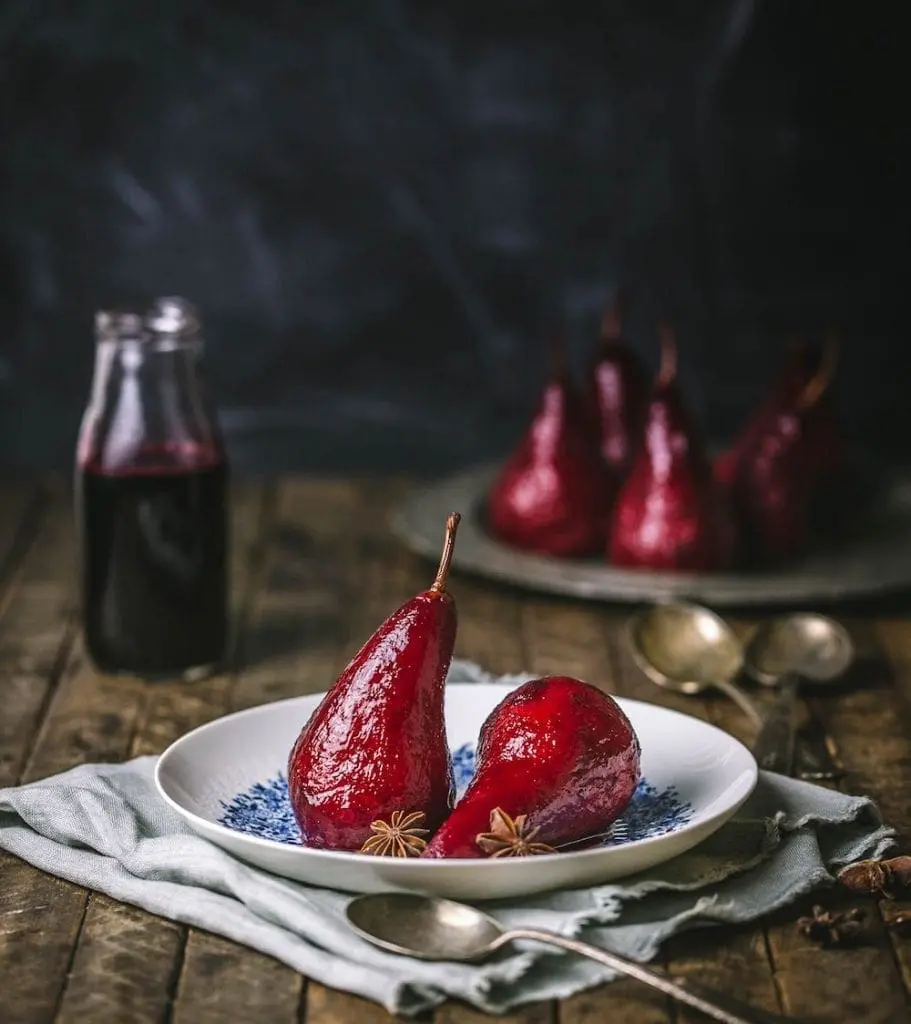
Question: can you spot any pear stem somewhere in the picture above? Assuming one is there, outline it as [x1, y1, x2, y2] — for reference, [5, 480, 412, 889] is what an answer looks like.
[429, 512, 461, 593]
[657, 324, 678, 386]
[600, 289, 627, 343]
[797, 331, 839, 411]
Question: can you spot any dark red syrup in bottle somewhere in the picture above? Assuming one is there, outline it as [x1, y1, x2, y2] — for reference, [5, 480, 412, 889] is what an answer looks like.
[77, 445, 228, 677]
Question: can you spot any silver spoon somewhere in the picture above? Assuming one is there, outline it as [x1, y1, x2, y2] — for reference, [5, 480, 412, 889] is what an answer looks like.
[627, 601, 763, 726]
[626, 602, 842, 780]
[346, 892, 798, 1024]
[745, 615, 854, 779]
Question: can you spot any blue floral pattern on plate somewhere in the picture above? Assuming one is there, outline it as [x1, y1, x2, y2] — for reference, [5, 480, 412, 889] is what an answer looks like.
[219, 742, 693, 848]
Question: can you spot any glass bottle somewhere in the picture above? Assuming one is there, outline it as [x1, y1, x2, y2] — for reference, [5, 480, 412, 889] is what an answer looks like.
[75, 298, 230, 679]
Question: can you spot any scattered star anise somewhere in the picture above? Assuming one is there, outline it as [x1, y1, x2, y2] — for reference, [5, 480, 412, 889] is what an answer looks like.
[476, 808, 556, 858]
[797, 905, 866, 948]
[360, 811, 429, 857]
[837, 855, 911, 899]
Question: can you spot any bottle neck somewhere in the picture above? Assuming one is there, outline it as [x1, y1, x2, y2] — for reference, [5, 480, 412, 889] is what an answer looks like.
[79, 336, 223, 474]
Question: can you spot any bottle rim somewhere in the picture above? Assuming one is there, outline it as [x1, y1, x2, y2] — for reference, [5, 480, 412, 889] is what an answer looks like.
[95, 309, 144, 340]
[146, 296, 201, 336]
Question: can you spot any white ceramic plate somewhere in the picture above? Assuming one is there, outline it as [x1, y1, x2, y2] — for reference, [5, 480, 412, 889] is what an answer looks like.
[155, 683, 757, 900]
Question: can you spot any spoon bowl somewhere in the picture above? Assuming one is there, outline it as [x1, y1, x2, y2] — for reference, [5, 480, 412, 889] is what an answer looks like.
[745, 614, 855, 687]
[347, 891, 500, 961]
[627, 601, 762, 725]
[627, 601, 744, 695]
[745, 613, 855, 779]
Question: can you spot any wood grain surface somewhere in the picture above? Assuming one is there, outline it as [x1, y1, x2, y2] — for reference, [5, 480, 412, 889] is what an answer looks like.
[1, 478, 911, 1023]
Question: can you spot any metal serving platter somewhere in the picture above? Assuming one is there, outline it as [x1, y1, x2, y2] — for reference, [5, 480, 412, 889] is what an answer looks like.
[391, 456, 911, 607]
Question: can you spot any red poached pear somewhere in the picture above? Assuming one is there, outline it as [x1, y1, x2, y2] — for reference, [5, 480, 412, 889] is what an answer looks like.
[287, 514, 460, 853]
[714, 334, 843, 489]
[487, 335, 613, 557]
[609, 326, 735, 571]
[732, 343, 839, 564]
[586, 290, 649, 481]
[422, 675, 640, 859]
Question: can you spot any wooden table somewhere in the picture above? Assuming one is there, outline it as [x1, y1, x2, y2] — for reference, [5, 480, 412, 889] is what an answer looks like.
[3, 477, 911, 1024]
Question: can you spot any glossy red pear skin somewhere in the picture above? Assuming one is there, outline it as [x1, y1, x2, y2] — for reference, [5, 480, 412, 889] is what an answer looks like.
[610, 381, 734, 571]
[287, 591, 455, 851]
[488, 379, 613, 557]
[422, 676, 640, 859]
[587, 342, 649, 480]
[714, 343, 842, 490]
[714, 345, 811, 488]
[733, 408, 819, 563]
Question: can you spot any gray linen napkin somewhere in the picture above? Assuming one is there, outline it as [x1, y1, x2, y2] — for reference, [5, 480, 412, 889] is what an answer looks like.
[0, 662, 897, 1016]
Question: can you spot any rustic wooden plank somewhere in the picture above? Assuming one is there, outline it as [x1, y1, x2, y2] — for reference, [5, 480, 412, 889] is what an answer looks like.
[437, 1002, 554, 1024]
[23, 650, 146, 781]
[359, 478, 430, 627]
[44, 482, 272, 1024]
[53, 896, 184, 1024]
[0, 488, 77, 788]
[765, 891, 910, 1023]
[774, 947, 908, 1024]
[0, 483, 87, 1024]
[452, 576, 526, 676]
[229, 478, 369, 709]
[884, 899, 911, 1015]
[520, 599, 612, 687]
[171, 932, 302, 1024]
[0, 479, 40, 591]
[558, 980, 670, 1024]
[754, 613, 911, 1023]
[665, 614, 787, 1023]
[0, 869, 88, 1024]
[665, 928, 783, 1023]
[824, 616, 911, 1016]
[305, 982, 420, 1024]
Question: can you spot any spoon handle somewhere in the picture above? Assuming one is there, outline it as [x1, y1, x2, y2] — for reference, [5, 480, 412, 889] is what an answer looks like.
[752, 676, 799, 775]
[710, 678, 765, 726]
[495, 928, 799, 1024]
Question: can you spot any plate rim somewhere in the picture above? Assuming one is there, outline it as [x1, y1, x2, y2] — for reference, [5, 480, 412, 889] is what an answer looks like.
[154, 684, 758, 868]
[390, 459, 911, 606]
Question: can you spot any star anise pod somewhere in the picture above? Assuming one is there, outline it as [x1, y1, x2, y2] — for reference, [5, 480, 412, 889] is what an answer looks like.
[837, 855, 911, 899]
[360, 811, 429, 857]
[797, 905, 866, 948]
[476, 807, 556, 858]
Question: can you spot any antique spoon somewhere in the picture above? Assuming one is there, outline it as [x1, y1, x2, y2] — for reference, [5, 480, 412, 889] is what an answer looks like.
[745, 614, 854, 779]
[626, 602, 843, 780]
[346, 892, 799, 1024]
[626, 601, 763, 725]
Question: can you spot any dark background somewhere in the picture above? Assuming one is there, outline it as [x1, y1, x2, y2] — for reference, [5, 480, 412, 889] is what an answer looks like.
[1, 2, 906, 474]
